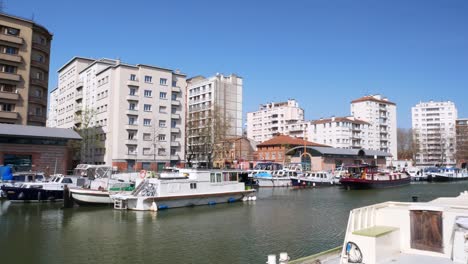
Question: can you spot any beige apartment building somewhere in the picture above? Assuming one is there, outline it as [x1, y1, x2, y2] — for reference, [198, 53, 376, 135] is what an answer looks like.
[186, 74, 243, 165]
[0, 13, 52, 126]
[49, 57, 186, 171]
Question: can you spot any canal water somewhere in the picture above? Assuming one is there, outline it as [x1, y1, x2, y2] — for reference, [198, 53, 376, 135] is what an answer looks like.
[1, 182, 467, 264]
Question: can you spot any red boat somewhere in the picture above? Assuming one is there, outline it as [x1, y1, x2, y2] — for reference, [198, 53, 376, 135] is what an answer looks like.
[339, 164, 410, 189]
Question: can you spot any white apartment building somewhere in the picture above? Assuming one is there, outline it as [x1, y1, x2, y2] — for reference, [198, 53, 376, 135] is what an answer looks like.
[246, 99, 305, 142]
[186, 74, 242, 163]
[48, 57, 186, 171]
[306, 116, 370, 149]
[47, 87, 59, 127]
[351, 95, 397, 158]
[412, 101, 457, 166]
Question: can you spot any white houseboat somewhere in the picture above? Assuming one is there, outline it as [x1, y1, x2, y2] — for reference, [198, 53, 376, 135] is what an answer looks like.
[111, 169, 256, 211]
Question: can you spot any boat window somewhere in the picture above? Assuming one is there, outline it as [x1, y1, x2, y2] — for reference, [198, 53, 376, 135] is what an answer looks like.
[292, 172, 297, 176]
[216, 173, 222, 182]
[37, 175, 44, 181]
[210, 173, 216, 183]
[14, 175, 26, 182]
[62, 178, 73, 184]
[229, 172, 237, 181]
[190, 183, 197, 189]
[223, 172, 229, 181]
[30, 185, 43, 189]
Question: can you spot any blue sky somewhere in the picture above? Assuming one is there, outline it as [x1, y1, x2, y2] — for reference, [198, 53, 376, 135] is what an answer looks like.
[7, 0, 468, 128]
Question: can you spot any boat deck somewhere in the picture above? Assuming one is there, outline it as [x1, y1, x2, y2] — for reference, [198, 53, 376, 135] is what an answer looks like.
[291, 252, 454, 264]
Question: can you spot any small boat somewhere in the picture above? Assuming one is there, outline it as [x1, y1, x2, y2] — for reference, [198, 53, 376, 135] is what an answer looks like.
[431, 167, 468, 182]
[1, 174, 86, 202]
[290, 171, 336, 187]
[111, 169, 256, 211]
[255, 169, 296, 187]
[69, 164, 135, 206]
[0, 171, 46, 198]
[339, 164, 410, 189]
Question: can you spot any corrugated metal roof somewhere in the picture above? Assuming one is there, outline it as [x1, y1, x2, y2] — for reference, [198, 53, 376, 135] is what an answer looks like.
[0, 124, 81, 140]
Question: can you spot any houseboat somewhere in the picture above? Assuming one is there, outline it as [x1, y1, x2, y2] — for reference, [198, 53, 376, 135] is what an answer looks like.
[339, 164, 410, 189]
[111, 169, 256, 211]
[431, 167, 468, 182]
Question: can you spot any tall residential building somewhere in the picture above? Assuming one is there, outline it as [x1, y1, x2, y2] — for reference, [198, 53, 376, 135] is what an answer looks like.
[0, 13, 53, 126]
[412, 101, 457, 166]
[456, 118, 468, 167]
[307, 116, 370, 149]
[246, 99, 304, 142]
[49, 57, 186, 171]
[351, 95, 397, 158]
[186, 74, 242, 163]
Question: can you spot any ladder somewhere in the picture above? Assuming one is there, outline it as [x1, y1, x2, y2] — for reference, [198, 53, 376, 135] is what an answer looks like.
[114, 199, 127, 210]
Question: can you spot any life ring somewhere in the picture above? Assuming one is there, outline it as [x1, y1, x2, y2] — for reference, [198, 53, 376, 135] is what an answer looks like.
[139, 170, 146, 179]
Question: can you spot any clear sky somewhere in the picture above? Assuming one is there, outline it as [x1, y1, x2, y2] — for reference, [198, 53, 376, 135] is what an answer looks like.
[6, 0, 468, 128]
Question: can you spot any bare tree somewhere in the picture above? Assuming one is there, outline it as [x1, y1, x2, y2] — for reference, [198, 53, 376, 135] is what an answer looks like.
[456, 122, 468, 167]
[72, 108, 104, 164]
[397, 128, 415, 160]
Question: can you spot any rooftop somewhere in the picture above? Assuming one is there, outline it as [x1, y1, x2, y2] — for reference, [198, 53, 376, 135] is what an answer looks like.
[258, 134, 329, 147]
[0, 124, 81, 140]
[312, 116, 370, 125]
[351, 95, 396, 106]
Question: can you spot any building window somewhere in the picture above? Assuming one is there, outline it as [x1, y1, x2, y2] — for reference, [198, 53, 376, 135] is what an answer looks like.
[130, 74, 136, 81]
[160, 92, 167, 99]
[144, 90, 152, 97]
[128, 131, 137, 140]
[190, 183, 197, 189]
[158, 134, 166, 141]
[33, 88, 42, 98]
[129, 88, 136, 95]
[158, 148, 166, 155]
[143, 119, 151, 126]
[128, 146, 137, 155]
[0, 103, 14, 112]
[171, 107, 177, 114]
[5, 27, 20, 36]
[171, 93, 177, 100]
[144, 104, 152, 112]
[171, 119, 177, 128]
[4, 47, 18, 54]
[143, 148, 151, 155]
[172, 80, 177, 87]
[159, 106, 167, 113]
[159, 120, 166, 128]
[160, 78, 167, 85]
[129, 102, 137, 110]
[144, 76, 152, 83]
[128, 116, 137, 125]
[1, 64, 16, 74]
[143, 133, 151, 141]
[171, 148, 177, 155]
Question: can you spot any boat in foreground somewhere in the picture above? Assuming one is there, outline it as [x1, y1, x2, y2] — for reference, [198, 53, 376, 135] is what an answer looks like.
[279, 191, 468, 264]
[339, 164, 410, 189]
[111, 169, 256, 211]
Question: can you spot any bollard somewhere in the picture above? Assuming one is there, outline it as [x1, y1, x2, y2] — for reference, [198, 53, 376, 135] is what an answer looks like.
[279, 252, 289, 264]
[267, 254, 276, 264]
[412, 196, 419, 202]
[63, 185, 73, 208]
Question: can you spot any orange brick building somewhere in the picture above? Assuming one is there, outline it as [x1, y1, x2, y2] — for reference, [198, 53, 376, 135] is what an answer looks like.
[255, 134, 328, 163]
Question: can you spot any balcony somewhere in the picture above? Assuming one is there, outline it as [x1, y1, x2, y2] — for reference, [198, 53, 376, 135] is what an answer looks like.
[74, 115, 82, 123]
[29, 96, 47, 106]
[171, 127, 180, 133]
[31, 59, 49, 71]
[127, 80, 139, 86]
[171, 86, 181, 93]
[76, 81, 83, 88]
[0, 91, 19, 100]
[124, 139, 138, 145]
[32, 42, 50, 54]
[0, 53, 21, 63]
[75, 90, 83, 99]
[171, 99, 181, 106]
[124, 154, 137, 159]
[0, 111, 18, 119]
[170, 154, 180, 160]
[30, 78, 48, 88]
[75, 104, 83, 112]
[170, 141, 180, 147]
[28, 114, 46, 123]
[126, 109, 139, 115]
[171, 113, 181, 119]
[126, 94, 139, 100]
[0, 33, 23, 45]
[0, 72, 20, 82]
[125, 124, 139, 129]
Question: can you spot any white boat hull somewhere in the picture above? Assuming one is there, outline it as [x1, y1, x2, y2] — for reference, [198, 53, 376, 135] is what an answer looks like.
[116, 190, 255, 211]
[70, 189, 112, 205]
